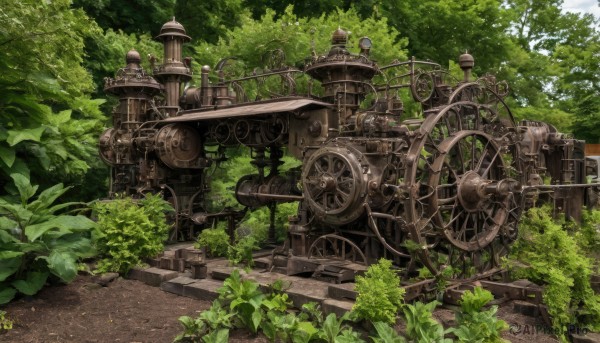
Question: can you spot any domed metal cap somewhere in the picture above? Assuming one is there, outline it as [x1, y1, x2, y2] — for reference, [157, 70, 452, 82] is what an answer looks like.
[156, 17, 191, 41]
[332, 28, 348, 45]
[459, 52, 474, 70]
[125, 49, 141, 65]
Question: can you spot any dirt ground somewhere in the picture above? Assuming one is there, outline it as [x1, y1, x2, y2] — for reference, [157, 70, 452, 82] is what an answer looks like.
[0, 274, 562, 343]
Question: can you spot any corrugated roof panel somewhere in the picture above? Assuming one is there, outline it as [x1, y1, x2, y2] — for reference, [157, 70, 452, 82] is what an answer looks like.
[164, 98, 331, 122]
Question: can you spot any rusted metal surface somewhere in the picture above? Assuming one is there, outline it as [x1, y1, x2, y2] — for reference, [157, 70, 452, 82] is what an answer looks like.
[167, 98, 331, 122]
[99, 20, 599, 289]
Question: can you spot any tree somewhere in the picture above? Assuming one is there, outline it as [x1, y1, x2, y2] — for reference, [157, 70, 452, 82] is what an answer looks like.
[0, 0, 105, 197]
[374, 0, 513, 73]
[193, 6, 408, 74]
[72, 0, 175, 36]
[174, 0, 248, 44]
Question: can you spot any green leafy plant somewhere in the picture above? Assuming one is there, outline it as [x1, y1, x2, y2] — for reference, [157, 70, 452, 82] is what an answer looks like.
[370, 321, 405, 343]
[402, 301, 452, 343]
[448, 287, 508, 343]
[217, 269, 265, 333]
[227, 236, 259, 267]
[579, 209, 600, 255]
[352, 259, 405, 324]
[174, 300, 233, 343]
[174, 315, 208, 343]
[261, 311, 319, 343]
[0, 173, 97, 304]
[0, 310, 13, 333]
[176, 271, 371, 343]
[196, 226, 230, 257]
[319, 312, 357, 343]
[299, 302, 324, 326]
[93, 193, 173, 274]
[506, 206, 600, 339]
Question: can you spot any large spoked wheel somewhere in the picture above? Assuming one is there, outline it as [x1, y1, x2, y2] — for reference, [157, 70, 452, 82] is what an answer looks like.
[403, 101, 521, 278]
[308, 234, 367, 265]
[428, 131, 516, 251]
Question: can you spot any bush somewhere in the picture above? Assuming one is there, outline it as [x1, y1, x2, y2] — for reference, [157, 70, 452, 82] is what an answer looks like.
[0, 174, 97, 304]
[93, 193, 172, 274]
[579, 209, 600, 255]
[506, 206, 600, 339]
[196, 226, 230, 257]
[227, 236, 259, 267]
[352, 258, 405, 324]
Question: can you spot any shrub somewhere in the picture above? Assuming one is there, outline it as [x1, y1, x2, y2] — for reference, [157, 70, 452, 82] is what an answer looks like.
[352, 258, 405, 324]
[227, 236, 259, 267]
[93, 193, 172, 274]
[0, 173, 97, 304]
[196, 226, 230, 257]
[506, 206, 600, 339]
[579, 209, 600, 255]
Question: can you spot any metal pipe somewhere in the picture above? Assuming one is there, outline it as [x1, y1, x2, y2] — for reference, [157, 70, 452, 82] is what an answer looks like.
[236, 192, 304, 201]
[522, 183, 595, 190]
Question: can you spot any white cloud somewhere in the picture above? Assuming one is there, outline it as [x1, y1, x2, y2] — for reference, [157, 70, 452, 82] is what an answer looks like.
[562, 0, 600, 18]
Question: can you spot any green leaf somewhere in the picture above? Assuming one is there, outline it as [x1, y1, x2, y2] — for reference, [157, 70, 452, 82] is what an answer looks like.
[0, 287, 17, 304]
[0, 216, 17, 230]
[0, 251, 24, 260]
[6, 127, 46, 146]
[11, 271, 49, 296]
[251, 310, 262, 333]
[27, 183, 69, 213]
[26, 215, 96, 242]
[371, 321, 406, 343]
[202, 328, 229, 343]
[47, 234, 95, 258]
[11, 173, 38, 204]
[0, 230, 18, 243]
[52, 110, 72, 125]
[0, 144, 15, 168]
[0, 201, 33, 224]
[1, 158, 30, 181]
[47, 250, 78, 282]
[0, 257, 21, 282]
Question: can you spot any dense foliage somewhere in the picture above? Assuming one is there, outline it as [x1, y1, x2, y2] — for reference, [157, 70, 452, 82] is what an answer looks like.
[353, 259, 405, 324]
[506, 206, 600, 340]
[93, 194, 173, 274]
[196, 227, 230, 258]
[0, 174, 97, 304]
[0, 0, 106, 197]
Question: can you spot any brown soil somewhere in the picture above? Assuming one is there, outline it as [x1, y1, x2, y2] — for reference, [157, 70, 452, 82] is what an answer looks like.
[0, 274, 562, 343]
[1, 275, 211, 343]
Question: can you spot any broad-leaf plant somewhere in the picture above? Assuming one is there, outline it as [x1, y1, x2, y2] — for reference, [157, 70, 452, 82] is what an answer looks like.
[0, 173, 96, 304]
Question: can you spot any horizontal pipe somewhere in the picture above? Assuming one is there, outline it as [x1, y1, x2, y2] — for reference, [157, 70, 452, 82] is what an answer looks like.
[237, 192, 304, 201]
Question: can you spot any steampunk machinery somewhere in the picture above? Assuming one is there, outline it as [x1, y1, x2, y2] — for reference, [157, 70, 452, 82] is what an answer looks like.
[99, 19, 598, 282]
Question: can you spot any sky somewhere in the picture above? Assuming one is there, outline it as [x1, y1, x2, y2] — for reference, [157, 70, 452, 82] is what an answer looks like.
[562, 0, 600, 18]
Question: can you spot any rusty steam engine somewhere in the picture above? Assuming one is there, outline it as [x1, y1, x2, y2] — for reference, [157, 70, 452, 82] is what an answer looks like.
[99, 19, 598, 282]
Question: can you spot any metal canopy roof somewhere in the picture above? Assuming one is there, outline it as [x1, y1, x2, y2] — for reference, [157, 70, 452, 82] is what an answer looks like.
[164, 98, 331, 122]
